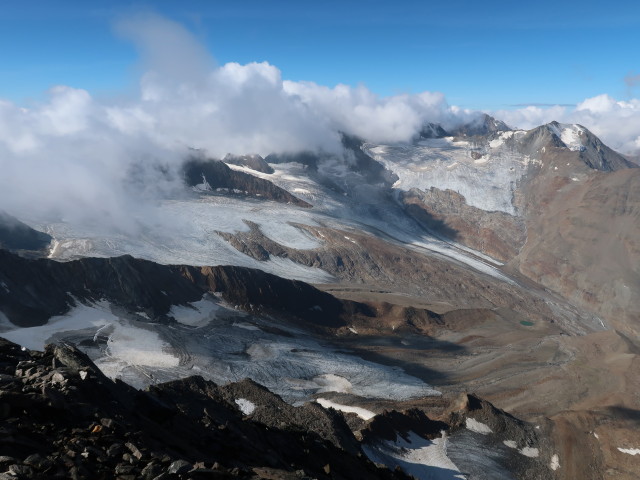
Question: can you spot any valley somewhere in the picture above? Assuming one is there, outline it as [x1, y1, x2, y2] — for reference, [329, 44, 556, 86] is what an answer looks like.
[1, 119, 639, 479]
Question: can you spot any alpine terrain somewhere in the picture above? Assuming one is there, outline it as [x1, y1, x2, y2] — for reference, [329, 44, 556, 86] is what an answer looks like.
[1, 115, 639, 480]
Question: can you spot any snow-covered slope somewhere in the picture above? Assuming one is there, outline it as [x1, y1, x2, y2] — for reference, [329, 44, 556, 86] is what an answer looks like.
[1, 297, 439, 402]
[363, 133, 533, 214]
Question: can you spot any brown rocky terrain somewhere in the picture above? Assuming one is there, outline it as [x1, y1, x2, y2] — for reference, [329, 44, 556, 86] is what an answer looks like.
[216, 220, 598, 334]
[512, 157, 640, 338]
[323, 289, 640, 480]
[400, 188, 526, 262]
[386, 121, 639, 339]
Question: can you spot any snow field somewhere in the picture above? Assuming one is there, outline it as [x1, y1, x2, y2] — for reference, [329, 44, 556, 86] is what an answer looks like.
[363, 431, 466, 480]
[363, 137, 531, 215]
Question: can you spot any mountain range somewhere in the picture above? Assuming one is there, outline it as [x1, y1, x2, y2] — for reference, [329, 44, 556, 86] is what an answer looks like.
[1, 115, 639, 480]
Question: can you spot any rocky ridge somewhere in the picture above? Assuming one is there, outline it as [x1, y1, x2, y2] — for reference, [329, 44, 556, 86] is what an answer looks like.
[0, 337, 556, 480]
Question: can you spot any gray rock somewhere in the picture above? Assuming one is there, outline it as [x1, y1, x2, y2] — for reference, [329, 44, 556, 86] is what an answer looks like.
[167, 459, 192, 475]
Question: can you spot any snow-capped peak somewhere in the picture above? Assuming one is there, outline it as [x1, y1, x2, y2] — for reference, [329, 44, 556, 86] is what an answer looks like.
[547, 122, 586, 152]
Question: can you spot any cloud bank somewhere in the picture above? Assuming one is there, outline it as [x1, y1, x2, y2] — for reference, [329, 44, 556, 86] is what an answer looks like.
[0, 12, 638, 235]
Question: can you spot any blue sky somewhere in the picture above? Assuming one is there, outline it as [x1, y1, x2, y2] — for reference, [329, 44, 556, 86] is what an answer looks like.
[1, 0, 639, 110]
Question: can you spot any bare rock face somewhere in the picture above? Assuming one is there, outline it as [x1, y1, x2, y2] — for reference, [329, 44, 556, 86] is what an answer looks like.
[512, 166, 640, 336]
[0, 251, 204, 327]
[0, 249, 376, 330]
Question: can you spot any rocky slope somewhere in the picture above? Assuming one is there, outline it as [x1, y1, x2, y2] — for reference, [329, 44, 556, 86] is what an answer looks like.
[0, 336, 560, 480]
[400, 188, 526, 263]
[0, 337, 408, 480]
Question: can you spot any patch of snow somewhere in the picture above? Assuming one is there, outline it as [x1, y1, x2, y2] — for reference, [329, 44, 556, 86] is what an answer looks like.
[263, 256, 335, 284]
[246, 342, 277, 361]
[316, 398, 376, 420]
[548, 123, 586, 151]
[257, 221, 322, 250]
[312, 373, 353, 393]
[170, 296, 221, 327]
[93, 323, 110, 342]
[1, 302, 180, 386]
[79, 371, 88, 381]
[348, 326, 358, 334]
[363, 431, 465, 480]
[593, 432, 599, 439]
[232, 322, 261, 331]
[519, 447, 539, 458]
[47, 239, 60, 258]
[465, 418, 492, 435]
[488, 131, 515, 149]
[99, 322, 180, 371]
[193, 173, 212, 191]
[618, 447, 640, 456]
[550, 454, 560, 471]
[503, 440, 517, 448]
[235, 398, 256, 415]
[1, 302, 118, 350]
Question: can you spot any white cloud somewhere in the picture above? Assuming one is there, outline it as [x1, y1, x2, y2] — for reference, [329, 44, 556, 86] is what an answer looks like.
[1, 11, 639, 239]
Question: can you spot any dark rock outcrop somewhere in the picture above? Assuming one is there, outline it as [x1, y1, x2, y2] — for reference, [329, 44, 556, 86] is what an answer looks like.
[183, 157, 311, 207]
[0, 337, 409, 480]
[0, 251, 203, 327]
[0, 249, 371, 330]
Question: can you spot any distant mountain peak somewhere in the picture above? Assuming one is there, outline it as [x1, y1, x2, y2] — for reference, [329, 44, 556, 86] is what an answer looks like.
[419, 114, 511, 140]
[538, 121, 637, 171]
[453, 114, 511, 137]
